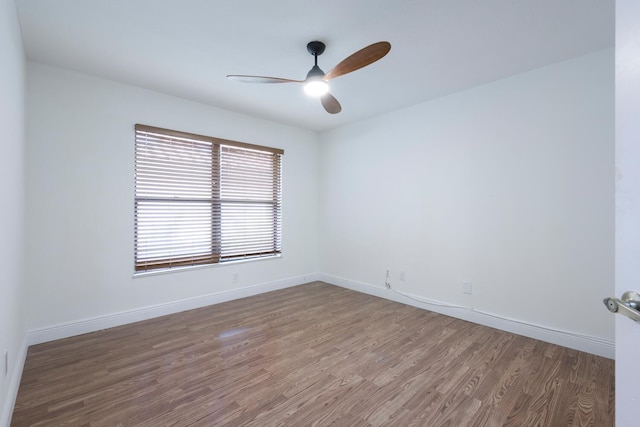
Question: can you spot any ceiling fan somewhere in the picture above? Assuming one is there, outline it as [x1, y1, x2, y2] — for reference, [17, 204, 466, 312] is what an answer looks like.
[227, 41, 391, 114]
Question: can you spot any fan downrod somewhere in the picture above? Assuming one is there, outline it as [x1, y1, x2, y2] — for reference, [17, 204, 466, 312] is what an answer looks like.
[307, 41, 326, 57]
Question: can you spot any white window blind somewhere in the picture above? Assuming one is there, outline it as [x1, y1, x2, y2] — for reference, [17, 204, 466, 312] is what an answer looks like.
[134, 124, 283, 272]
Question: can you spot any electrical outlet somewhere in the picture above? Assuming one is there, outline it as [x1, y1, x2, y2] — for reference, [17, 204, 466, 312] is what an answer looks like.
[463, 281, 473, 295]
[232, 272, 239, 284]
[385, 268, 391, 289]
[399, 271, 406, 281]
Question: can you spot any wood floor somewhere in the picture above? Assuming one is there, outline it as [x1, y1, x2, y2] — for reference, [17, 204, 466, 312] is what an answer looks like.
[12, 282, 614, 426]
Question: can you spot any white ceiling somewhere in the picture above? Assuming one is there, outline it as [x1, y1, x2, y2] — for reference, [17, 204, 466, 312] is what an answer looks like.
[15, 0, 614, 132]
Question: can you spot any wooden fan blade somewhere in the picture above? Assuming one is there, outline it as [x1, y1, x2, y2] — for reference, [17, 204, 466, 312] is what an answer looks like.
[226, 75, 303, 84]
[322, 41, 391, 81]
[321, 93, 342, 114]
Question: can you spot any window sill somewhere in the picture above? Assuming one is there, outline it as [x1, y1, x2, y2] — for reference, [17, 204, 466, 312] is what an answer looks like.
[132, 254, 282, 278]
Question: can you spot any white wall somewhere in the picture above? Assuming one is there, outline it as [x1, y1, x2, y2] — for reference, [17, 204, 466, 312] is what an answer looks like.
[0, 0, 27, 425]
[319, 49, 614, 349]
[25, 63, 320, 335]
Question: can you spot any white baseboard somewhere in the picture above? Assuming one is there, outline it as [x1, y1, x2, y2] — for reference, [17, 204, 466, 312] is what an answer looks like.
[320, 274, 614, 359]
[27, 273, 321, 346]
[1, 337, 27, 427]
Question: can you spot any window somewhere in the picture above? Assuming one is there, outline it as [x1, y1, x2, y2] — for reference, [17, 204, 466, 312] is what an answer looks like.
[134, 124, 283, 272]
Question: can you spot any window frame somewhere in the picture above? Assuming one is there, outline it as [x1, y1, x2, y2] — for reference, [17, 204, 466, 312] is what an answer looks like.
[134, 124, 283, 273]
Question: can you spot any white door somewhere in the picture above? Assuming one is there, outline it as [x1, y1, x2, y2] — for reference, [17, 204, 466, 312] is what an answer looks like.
[615, 1, 640, 425]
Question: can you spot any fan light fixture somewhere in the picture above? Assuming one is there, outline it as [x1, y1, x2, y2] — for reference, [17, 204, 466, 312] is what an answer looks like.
[304, 79, 329, 97]
[304, 61, 329, 97]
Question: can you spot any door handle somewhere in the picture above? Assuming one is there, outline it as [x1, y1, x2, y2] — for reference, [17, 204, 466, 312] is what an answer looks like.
[603, 291, 640, 322]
